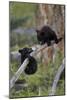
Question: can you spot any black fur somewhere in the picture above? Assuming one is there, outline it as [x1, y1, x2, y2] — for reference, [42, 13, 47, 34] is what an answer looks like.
[36, 26, 62, 46]
[19, 47, 37, 75]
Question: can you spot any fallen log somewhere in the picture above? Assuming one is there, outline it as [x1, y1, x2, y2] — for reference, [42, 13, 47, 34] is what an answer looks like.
[49, 58, 65, 96]
[10, 44, 48, 89]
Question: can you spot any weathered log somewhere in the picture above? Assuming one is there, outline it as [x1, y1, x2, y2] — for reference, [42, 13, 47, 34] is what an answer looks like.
[10, 44, 48, 89]
[49, 58, 65, 96]
[10, 41, 61, 89]
[10, 51, 21, 62]
[10, 58, 29, 89]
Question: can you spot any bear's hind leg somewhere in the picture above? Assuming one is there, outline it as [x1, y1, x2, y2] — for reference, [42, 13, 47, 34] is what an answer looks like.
[24, 56, 37, 75]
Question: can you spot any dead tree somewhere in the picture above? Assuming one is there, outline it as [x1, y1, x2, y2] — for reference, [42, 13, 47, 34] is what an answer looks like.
[49, 58, 65, 96]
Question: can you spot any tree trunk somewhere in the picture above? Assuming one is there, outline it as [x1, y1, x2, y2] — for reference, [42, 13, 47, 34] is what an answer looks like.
[35, 4, 65, 60]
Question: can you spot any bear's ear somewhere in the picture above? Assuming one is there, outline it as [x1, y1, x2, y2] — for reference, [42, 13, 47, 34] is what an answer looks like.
[19, 49, 22, 53]
[36, 30, 40, 33]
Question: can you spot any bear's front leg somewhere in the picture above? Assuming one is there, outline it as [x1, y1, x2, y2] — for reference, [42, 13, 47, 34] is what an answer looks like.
[47, 41, 51, 46]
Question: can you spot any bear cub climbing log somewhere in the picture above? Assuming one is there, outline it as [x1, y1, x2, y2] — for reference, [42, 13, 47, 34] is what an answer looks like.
[36, 26, 62, 46]
[19, 47, 37, 75]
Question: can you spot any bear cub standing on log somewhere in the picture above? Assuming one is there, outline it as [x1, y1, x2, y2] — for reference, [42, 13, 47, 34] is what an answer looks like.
[19, 47, 37, 75]
[36, 26, 62, 46]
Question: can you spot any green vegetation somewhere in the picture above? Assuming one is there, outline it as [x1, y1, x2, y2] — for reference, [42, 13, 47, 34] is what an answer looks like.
[10, 32, 38, 51]
[10, 2, 37, 29]
[10, 2, 38, 51]
[10, 2, 37, 19]
[10, 50, 65, 98]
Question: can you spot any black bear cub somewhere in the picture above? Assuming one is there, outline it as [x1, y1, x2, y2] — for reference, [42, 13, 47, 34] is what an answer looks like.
[36, 26, 62, 46]
[19, 47, 37, 75]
